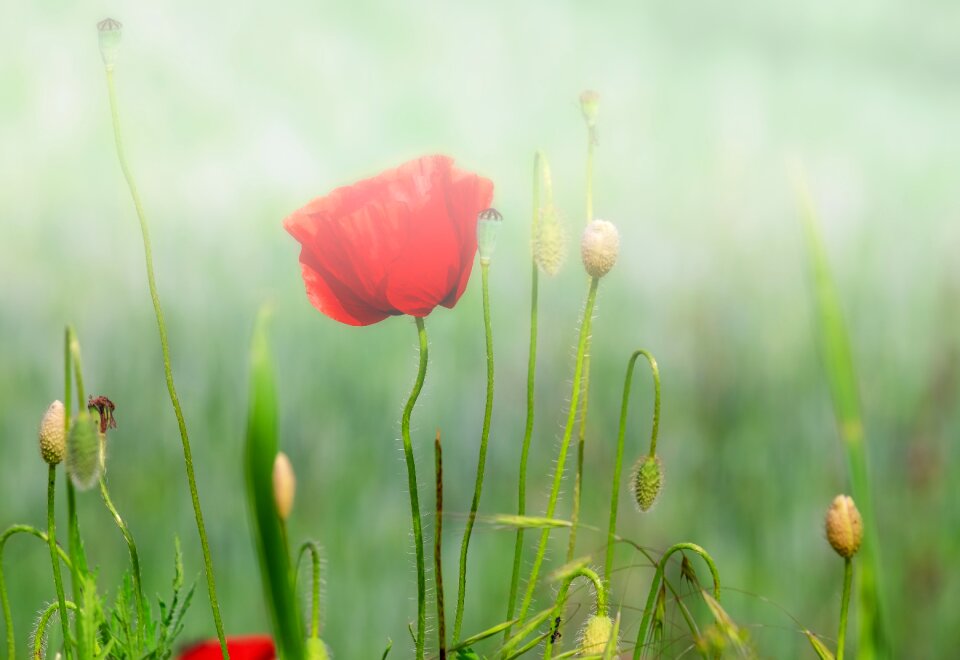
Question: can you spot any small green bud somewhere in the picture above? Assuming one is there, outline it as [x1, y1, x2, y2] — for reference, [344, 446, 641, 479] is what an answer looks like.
[66, 411, 103, 490]
[580, 219, 619, 279]
[632, 455, 663, 512]
[578, 614, 617, 656]
[39, 400, 66, 465]
[306, 637, 331, 660]
[97, 18, 122, 70]
[477, 208, 502, 262]
[825, 494, 863, 558]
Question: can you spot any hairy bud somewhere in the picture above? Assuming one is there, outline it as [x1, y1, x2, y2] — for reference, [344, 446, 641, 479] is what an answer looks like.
[39, 401, 66, 465]
[579, 614, 617, 656]
[633, 455, 663, 512]
[66, 411, 103, 490]
[580, 219, 619, 278]
[825, 494, 863, 558]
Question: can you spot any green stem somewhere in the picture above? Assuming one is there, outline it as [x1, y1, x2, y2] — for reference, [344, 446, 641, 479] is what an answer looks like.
[566, 361, 589, 563]
[64, 327, 87, 653]
[605, 350, 660, 582]
[402, 316, 429, 660]
[837, 557, 853, 660]
[103, 67, 227, 658]
[99, 477, 146, 648]
[543, 566, 606, 660]
[296, 542, 323, 638]
[453, 260, 495, 641]
[434, 432, 446, 660]
[47, 467, 71, 660]
[633, 543, 720, 660]
[504, 151, 543, 642]
[33, 600, 78, 660]
[516, 277, 600, 627]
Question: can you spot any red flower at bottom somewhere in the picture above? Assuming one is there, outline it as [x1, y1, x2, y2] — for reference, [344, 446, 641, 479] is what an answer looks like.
[179, 635, 275, 660]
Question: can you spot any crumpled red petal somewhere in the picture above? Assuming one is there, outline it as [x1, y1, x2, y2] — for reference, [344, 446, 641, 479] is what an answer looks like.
[179, 635, 275, 660]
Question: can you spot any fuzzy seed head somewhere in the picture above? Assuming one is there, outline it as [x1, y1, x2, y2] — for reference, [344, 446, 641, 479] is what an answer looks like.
[633, 455, 663, 512]
[825, 494, 863, 558]
[533, 204, 567, 276]
[579, 614, 617, 656]
[273, 452, 296, 521]
[580, 219, 619, 278]
[66, 411, 103, 490]
[306, 637, 331, 660]
[39, 401, 66, 465]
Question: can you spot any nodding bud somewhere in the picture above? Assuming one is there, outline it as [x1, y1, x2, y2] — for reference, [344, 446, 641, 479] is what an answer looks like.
[825, 494, 863, 559]
[305, 637, 331, 660]
[97, 18, 122, 70]
[66, 411, 103, 490]
[533, 203, 567, 276]
[579, 90, 600, 129]
[580, 219, 619, 279]
[39, 401, 67, 465]
[579, 614, 617, 656]
[273, 452, 296, 521]
[477, 208, 503, 263]
[633, 455, 663, 512]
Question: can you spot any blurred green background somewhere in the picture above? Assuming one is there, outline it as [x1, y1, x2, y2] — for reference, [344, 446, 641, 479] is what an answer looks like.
[2, 1, 958, 657]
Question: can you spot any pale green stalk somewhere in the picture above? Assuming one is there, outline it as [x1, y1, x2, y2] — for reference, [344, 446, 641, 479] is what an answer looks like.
[837, 558, 853, 660]
[99, 478, 146, 647]
[102, 66, 227, 657]
[47, 466, 71, 660]
[65, 328, 88, 653]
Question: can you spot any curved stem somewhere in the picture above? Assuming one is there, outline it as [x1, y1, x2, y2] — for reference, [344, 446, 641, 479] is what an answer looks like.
[837, 558, 853, 660]
[402, 317, 429, 660]
[504, 151, 543, 641]
[103, 67, 227, 658]
[434, 432, 446, 660]
[543, 566, 606, 660]
[99, 477, 146, 647]
[516, 277, 600, 627]
[33, 600, 78, 660]
[605, 350, 660, 582]
[296, 542, 323, 638]
[633, 543, 720, 660]
[47, 467, 71, 660]
[453, 260, 495, 641]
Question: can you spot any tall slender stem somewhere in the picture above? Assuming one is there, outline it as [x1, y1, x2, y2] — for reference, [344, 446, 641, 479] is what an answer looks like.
[837, 558, 853, 660]
[64, 327, 87, 653]
[402, 317, 429, 660]
[102, 67, 227, 657]
[434, 432, 447, 660]
[47, 466, 71, 660]
[296, 542, 324, 639]
[33, 600, 78, 660]
[99, 477, 147, 647]
[605, 350, 660, 582]
[453, 260, 495, 641]
[516, 277, 600, 627]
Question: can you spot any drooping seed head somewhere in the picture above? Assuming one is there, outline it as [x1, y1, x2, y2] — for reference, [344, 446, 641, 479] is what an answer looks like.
[66, 411, 103, 490]
[273, 451, 296, 521]
[633, 455, 663, 512]
[38, 400, 66, 465]
[580, 219, 619, 279]
[825, 494, 863, 558]
[579, 614, 617, 656]
[97, 18, 123, 70]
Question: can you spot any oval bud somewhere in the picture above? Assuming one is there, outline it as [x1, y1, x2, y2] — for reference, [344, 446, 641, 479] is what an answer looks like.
[39, 400, 66, 465]
[825, 494, 863, 558]
[633, 455, 663, 512]
[306, 637, 331, 660]
[66, 411, 103, 490]
[580, 219, 619, 278]
[273, 452, 296, 521]
[579, 614, 617, 656]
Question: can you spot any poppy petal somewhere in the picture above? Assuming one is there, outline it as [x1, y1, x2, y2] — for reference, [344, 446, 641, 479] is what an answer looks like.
[179, 635, 275, 660]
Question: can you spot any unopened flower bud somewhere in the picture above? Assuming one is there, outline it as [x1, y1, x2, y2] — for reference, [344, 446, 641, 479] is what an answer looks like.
[633, 455, 663, 512]
[39, 401, 67, 465]
[66, 411, 103, 490]
[533, 203, 567, 276]
[825, 494, 863, 558]
[477, 208, 502, 263]
[579, 90, 600, 129]
[579, 614, 617, 656]
[580, 219, 619, 278]
[97, 18, 122, 70]
[273, 452, 296, 521]
[306, 637, 331, 660]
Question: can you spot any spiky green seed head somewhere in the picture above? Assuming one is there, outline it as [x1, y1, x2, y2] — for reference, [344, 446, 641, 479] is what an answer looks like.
[578, 614, 617, 656]
[273, 451, 296, 521]
[306, 637, 331, 660]
[66, 411, 102, 490]
[38, 400, 66, 465]
[533, 203, 566, 276]
[825, 494, 862, 558]
[633, 455, 663, 512]
[579, 90, 600, 128]
[97, 18, 122, 70]
[580, 219, 619, 279]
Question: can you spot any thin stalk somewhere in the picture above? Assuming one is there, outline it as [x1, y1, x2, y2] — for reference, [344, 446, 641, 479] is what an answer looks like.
[99, 478, 146, 647]
[103, 66, 227, 657]
[504, 151, 543, 641]
[837, 558, 853, 660]
[543, 566, 606, 660]
[434, 432, 447, 660]
[64, 328, 87, 653]
[605, 350, 660, 582]
[33, 600, 78, 660]
[296, 542, 323, 638]
[47, 466, 71, 660]
[402, 317, 429, 660]
[453, 260, 495, 641]
[516, 277, 600, 627]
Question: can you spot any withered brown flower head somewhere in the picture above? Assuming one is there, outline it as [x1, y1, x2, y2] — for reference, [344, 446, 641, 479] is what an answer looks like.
[88, 395, 117, 434]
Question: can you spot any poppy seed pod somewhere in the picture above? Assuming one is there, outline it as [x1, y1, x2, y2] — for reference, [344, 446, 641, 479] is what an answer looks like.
[273, 452, 296, 521]
[580, 219, 619, 279]
[38, 400, 66, 465]
[825, 494, 863, 558]
[477, 207, 503, 263]
[66, 411, 103, 490]
[97, 18, 122, 70]
[633, 455, 663, 512]
[579, 614, 617, 655]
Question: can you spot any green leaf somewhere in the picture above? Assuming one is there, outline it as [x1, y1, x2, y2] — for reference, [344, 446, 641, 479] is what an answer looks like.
[805, 630, 836, 660]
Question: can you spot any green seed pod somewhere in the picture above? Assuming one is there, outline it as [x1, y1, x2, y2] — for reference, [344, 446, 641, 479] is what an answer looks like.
[38, 400, 66, 465]
[66, 411, 103, 490]
[632, 455, 663, 512]
[305, 637, 331, 660]
[578, 614, 617, 656]
[580, 219, 619, 279]
[97, 18, 122, 70]
[533, 203, 567, 276]
[477, 208, 503, 263]
[825, 494, 863, 559]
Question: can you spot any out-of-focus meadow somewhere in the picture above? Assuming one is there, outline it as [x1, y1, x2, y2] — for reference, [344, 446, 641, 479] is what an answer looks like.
[2, 1, 958, 657]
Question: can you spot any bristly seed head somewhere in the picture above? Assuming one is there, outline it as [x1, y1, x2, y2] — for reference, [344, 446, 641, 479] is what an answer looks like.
[533, 203, 567, 276]
[825, 494, 863, 559]
[580, 219, 619, 278]
[38, 401, 66, 465]
[66, 411, 103, 490]
[633, 454, 663, 512]
[578, 614, 617, 655]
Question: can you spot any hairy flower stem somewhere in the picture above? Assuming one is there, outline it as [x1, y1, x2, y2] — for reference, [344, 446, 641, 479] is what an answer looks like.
[33, 600, 78, 660]
[102, 68, 227, 657]
[434, 432, 447, 660]
[504, 152, 543, 641]
[47, 466, 71, 660]
[543, 566, 606, 660]
[296, 542, 323, 638]
[403, 317, 429, 660]
[605, 350, 660, 583]
[453, 260, 495, 642]
[99, 478, 147, 646]
[516, 277, 600, 627]
[837, 558, 853, 660]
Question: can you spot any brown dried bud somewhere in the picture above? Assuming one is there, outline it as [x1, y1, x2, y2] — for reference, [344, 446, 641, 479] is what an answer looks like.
[825, 494, 863, 558]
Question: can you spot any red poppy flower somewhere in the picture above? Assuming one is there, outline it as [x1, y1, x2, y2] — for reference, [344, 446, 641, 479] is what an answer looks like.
[178, 635, 275, 660]
[283, 155, 494, 326]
